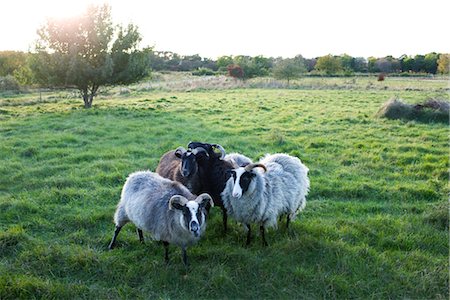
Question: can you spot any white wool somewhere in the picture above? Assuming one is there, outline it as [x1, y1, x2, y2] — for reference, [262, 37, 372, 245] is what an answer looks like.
[221, 153, 309, 229]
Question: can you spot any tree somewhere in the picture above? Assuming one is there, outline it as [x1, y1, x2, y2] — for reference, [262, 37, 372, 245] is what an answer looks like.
[340, 54, 355, 73]
[413, 55, 426, 72]
[353, 57, 368, 73]
[30, 4, 149, 108]
[424, 52, 439, 74]
[273, 56, 306, 85]
[315, 55, 342, 75]
[305, 58, 317, 72]
[13, 64, 34, 85]
[437, 54, 449, 74]
[232, 55, 271, 79]
[178, 54, 203, 71]
[251, 55, 272, 76]
[367, 56, 378, 73]
[400, 55, 414, 72]
[0, 51, 27, 76]
[375, 58, 393, 73]
[216, 56, 234, 71]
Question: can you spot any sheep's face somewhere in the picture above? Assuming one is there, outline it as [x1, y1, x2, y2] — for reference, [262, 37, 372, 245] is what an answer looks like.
[228, 168, 256, 199]
[181, 152, 198, 177]
[175, 149, 198, 177]
[169, 194, 213, 237]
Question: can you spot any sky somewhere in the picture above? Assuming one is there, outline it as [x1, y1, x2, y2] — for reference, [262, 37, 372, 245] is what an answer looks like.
[1, 0, 449, 59]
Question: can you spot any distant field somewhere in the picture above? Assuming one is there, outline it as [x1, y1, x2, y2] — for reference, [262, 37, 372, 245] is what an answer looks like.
[0, 77, 448, 298]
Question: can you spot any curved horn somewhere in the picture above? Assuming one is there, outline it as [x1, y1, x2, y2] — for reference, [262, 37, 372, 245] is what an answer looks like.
[212, 144, 226, 159]
[169, 195, 188, 210]
[195, 193, 214, 208]
[244, 163, 267, 173]
[192, 147, 209, 157]
[174, 147, 187, 158]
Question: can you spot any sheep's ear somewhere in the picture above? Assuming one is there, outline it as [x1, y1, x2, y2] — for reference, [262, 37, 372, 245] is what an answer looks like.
[175, 147, 186, 158]
[169, 195, 188, 210]
[195, 193, 214, 208]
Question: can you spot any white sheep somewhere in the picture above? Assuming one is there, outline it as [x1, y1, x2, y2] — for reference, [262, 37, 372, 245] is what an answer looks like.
[108, 170, 213, 266]
[221, 153, 309, 246]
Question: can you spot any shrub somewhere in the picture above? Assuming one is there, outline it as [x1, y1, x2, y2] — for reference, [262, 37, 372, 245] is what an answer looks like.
[376, 97, 449, 124]
[0, 75, 20, 91]
[227, 64, 244, 80]
[192, 68, 215, 76]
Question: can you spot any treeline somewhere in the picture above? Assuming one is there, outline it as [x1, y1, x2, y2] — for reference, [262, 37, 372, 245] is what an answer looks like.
[148, 52, 450, 77]
[1, 50, 449, 89]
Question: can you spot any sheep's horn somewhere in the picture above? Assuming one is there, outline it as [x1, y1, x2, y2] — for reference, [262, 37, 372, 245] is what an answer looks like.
[192, 147, 209, 157]
[212, 144, 226, 159]
[174, 147, 187, 158]
[169, 195, 188, 210]
[175, 146, 186, 155]
[195, 193, 214, 208]
[244, 163, 267, 172]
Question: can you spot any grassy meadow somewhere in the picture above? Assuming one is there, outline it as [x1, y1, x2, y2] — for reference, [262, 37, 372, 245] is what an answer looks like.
[0, 75, 448, 299]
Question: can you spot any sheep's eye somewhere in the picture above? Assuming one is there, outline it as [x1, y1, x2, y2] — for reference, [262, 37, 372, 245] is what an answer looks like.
[239, 172, 253, 192]
[240, 176, 250, 185]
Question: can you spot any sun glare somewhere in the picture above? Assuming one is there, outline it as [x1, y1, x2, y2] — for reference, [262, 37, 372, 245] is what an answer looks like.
[1, 0, 449, 56]
[42, 1, 107, 19]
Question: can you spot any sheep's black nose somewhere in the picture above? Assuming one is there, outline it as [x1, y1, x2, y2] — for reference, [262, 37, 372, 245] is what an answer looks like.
[190, 221, 199, 233]
[181, 168, 191, 177]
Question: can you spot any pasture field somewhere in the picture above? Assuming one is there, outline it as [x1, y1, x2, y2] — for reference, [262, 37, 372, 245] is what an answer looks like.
[0, 77, 448, 299]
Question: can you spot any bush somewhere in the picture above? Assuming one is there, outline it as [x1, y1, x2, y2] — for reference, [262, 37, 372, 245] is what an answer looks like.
[0, 75, 20, 91]
[227, 64, 244, 80]
[192, 68, 215, 76]
[376, 97, 449, 124]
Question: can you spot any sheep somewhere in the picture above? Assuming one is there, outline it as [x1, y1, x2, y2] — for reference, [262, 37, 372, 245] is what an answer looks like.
[184, 141, 235, 233]
[224, 152, 253, 167]
[221, 153, 309, 246]
[108, 170, 213, 266]
[155, 146, 209, 195]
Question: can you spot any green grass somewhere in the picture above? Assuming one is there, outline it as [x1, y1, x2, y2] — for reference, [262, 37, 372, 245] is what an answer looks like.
[0, 77, 448, 299]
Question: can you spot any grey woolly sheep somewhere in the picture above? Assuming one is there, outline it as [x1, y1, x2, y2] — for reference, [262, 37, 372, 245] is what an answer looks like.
[221, 153, 309, 246]
[108, 170, 213, 266]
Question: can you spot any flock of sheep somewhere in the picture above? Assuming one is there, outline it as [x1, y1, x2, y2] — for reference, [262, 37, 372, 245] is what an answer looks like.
[108, 142, 310, 266]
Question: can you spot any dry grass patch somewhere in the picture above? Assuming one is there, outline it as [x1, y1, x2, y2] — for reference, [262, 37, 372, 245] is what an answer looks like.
[377, 97, 449, 124]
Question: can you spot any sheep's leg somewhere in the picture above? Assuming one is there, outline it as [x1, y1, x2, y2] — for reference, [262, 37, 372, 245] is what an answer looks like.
[245, 224, 252, 246]
[136, 228, 144, 243]
[163, 241, 169, 263]
[286, 214, 291, 229]
[260, 225, 268, 247]
[108, 226, 122, 250]
[181, 247, 188, 266]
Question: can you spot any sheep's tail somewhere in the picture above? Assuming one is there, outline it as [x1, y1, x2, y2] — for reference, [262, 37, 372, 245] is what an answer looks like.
[114, 203, 129, 227]
[289, 197, 306, 221]
[297, 198, 306, 212]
